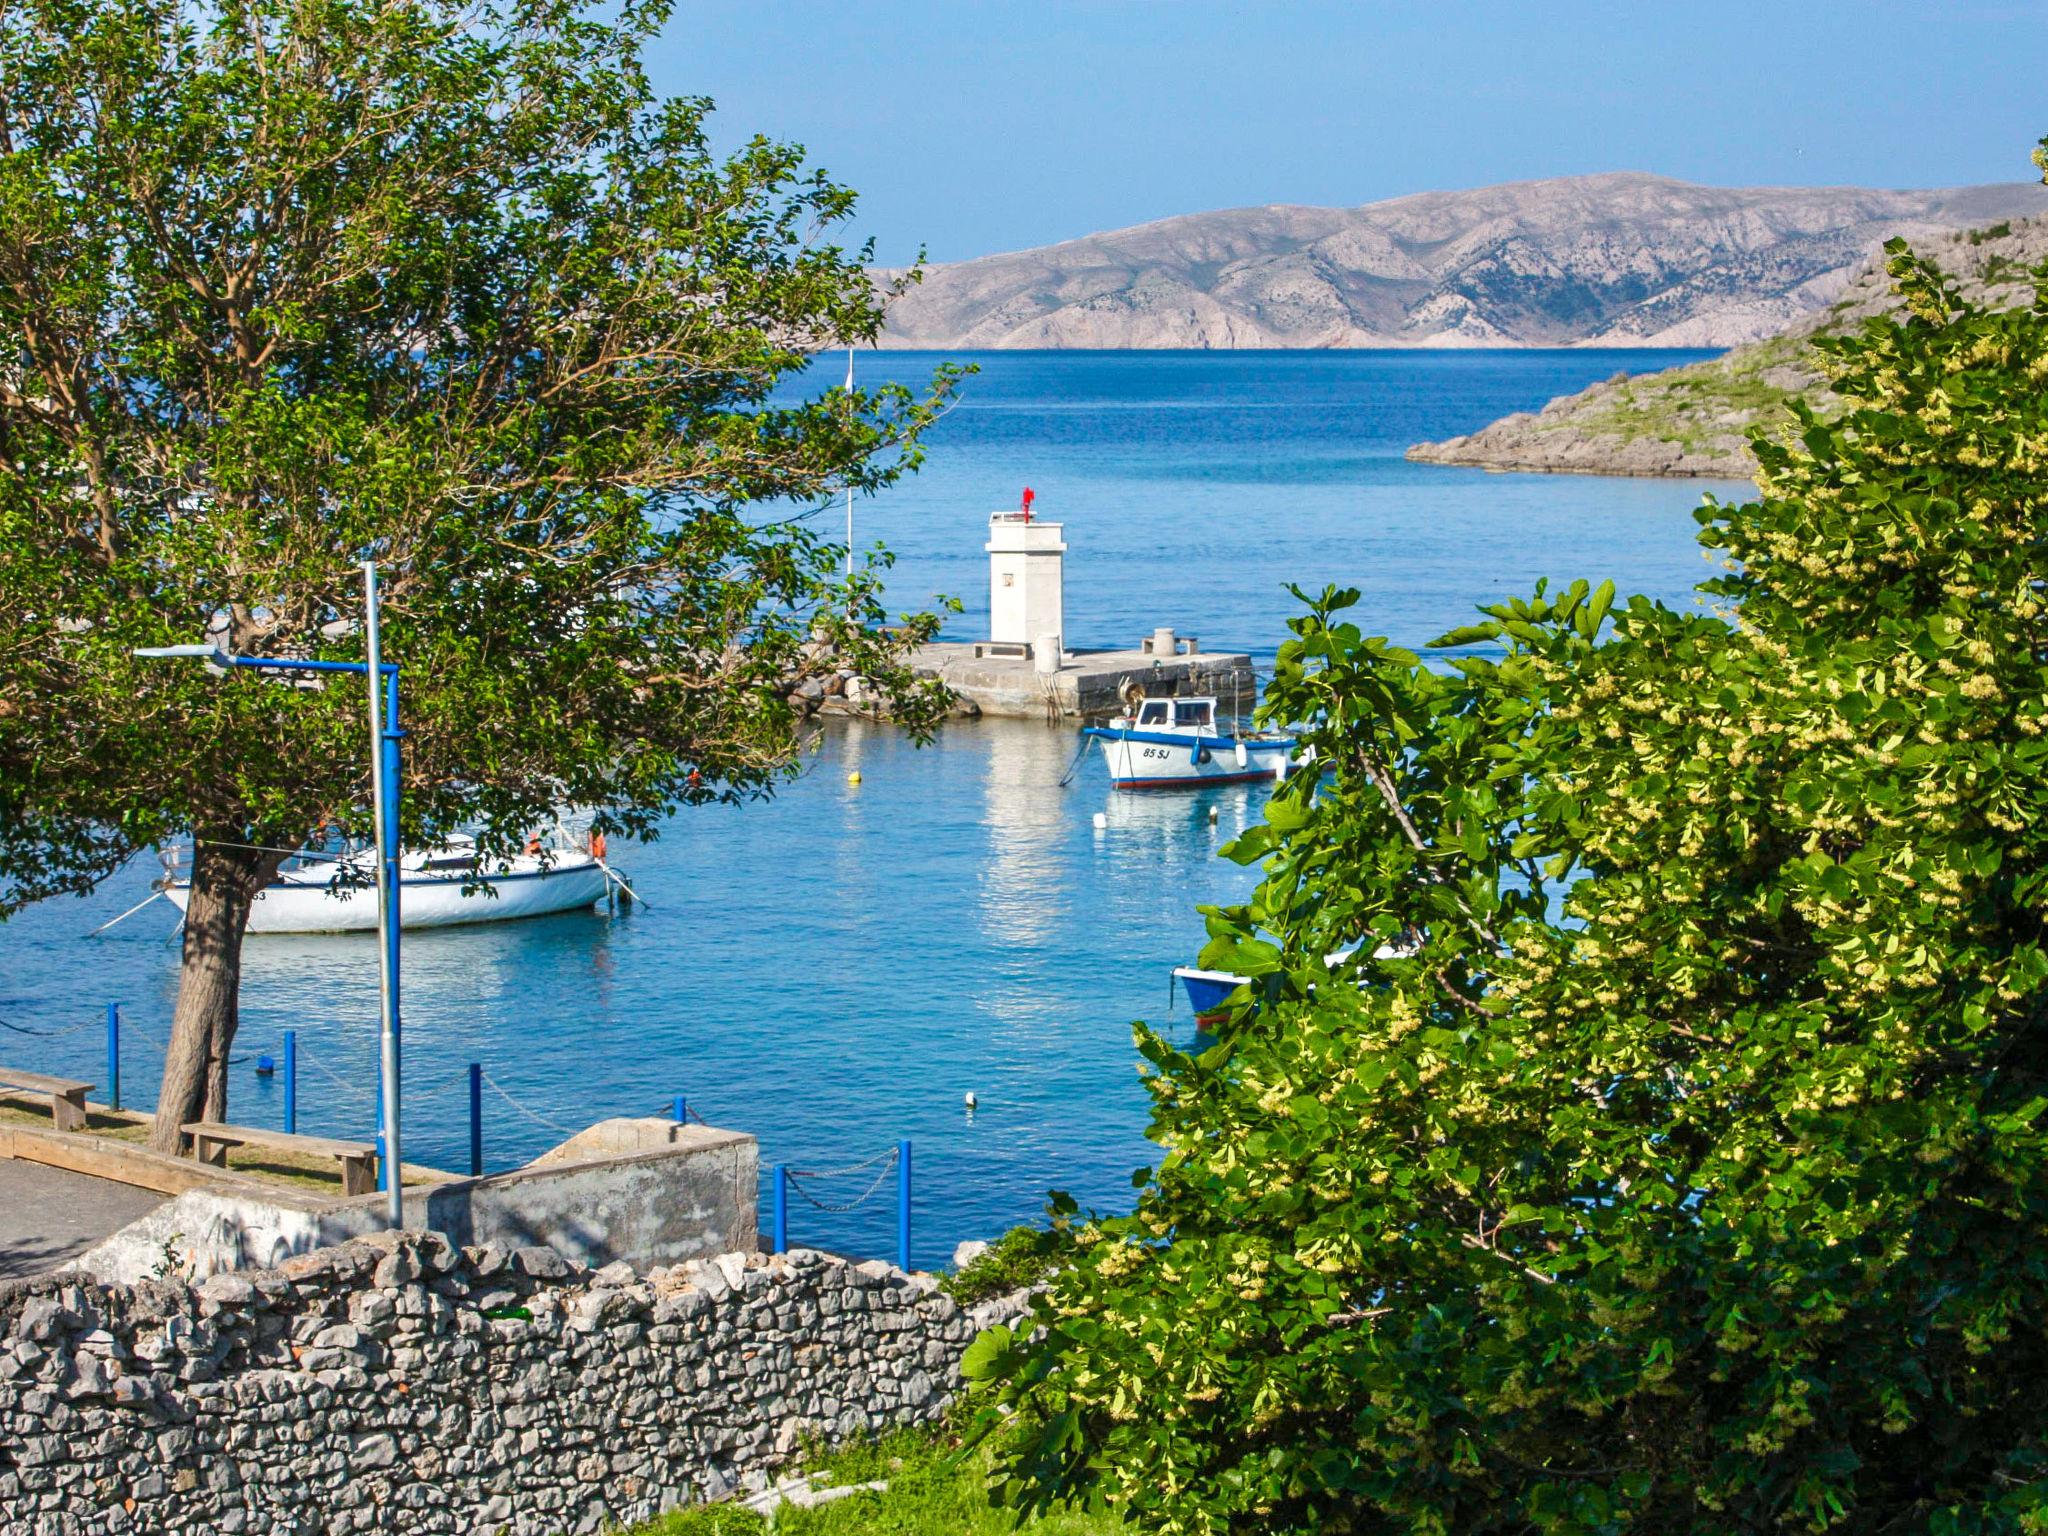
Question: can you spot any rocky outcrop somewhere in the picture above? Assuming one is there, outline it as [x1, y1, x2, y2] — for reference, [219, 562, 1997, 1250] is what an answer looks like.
[880, 174, 2048, 351]
[1407, 212, 2048, 479]
[0, 1231, 1025, 1535]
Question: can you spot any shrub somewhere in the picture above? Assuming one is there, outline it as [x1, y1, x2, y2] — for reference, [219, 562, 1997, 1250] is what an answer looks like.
[942, 1227, 1058, 1306]
[967, 228, 2048, 1532]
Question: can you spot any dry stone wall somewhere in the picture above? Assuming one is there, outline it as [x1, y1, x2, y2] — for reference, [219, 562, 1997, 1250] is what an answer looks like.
[0, 1231, 1021, 1535]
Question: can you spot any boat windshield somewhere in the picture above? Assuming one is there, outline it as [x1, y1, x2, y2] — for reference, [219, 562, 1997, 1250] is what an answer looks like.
[1174, 700, 1213, 728]
[1137, 700, 1170, 726]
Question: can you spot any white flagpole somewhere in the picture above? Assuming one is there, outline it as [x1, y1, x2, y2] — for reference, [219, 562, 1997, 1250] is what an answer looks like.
[845, 346, 856, 577]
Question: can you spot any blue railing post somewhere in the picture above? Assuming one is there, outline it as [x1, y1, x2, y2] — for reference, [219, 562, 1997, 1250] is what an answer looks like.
[898, 1139, 912, 1273]
[282, 1031, 297, 1134]
[772, 1165, 788, 1254]
[672, 1095, 686, 1124]
[105, 1004, 120, 1113]
[468, 1063, 483, 1177]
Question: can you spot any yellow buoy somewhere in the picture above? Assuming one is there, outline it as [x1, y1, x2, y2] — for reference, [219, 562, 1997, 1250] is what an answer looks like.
[847, 771, 862, 785]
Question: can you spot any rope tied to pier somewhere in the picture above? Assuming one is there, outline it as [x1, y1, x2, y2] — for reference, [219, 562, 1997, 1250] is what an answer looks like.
[1055, 732, 1092, 788]
[785, 1145, 901, 1214]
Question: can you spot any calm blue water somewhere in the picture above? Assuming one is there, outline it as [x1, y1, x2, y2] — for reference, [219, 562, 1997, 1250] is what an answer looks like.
[0, 350, 1742, 1268]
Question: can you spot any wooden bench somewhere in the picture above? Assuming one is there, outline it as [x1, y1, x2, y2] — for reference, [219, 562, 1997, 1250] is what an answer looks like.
[0, 1067, 94, 1131]
[181, 1121, 379, 1196]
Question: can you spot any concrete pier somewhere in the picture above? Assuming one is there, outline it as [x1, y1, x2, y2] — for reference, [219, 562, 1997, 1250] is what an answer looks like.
[908, 640, 1258, 720]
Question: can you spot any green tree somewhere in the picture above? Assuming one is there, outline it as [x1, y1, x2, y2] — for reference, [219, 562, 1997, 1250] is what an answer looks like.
[970, 207, 2048, 1529]
[0, 0, 958, 1151]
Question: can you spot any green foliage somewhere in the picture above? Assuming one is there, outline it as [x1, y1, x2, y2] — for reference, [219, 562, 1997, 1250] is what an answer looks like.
[969, 238, 2048, 1527]
[942, 1225, 1059, 1306]
[0, 0, 960, 911]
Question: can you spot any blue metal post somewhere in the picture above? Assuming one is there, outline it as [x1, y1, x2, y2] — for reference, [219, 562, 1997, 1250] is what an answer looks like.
[105, 1004, 120, 1113]
[283, 1031, 297, 1134]
[898, 1139, 912, 1273]
[374, 663, 404, 1203]
[468, 1063, 483, 1177]
[672, 1095, 687, 1124]
[772, 1165, 788, 1254]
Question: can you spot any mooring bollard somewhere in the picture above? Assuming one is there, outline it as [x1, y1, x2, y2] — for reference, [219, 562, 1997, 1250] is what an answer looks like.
[468, 1063, 483, 1177]
[772, 1165, 788, 1254]
[672, 1094, 686, 1124]
[898, 1139, 913, 1273]
[105, 1003, 120, 1113]
[283, 1031, 297, 1134]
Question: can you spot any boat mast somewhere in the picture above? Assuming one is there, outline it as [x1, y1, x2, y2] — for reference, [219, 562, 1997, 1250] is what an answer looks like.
[844, 346, 855, 577]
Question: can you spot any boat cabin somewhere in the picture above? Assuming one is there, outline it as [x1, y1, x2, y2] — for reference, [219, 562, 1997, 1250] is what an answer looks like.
[1132, 697, 1215, 731]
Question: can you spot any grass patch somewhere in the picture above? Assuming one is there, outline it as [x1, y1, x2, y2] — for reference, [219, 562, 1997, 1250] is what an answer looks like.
[627, 1426, 1118, 1536]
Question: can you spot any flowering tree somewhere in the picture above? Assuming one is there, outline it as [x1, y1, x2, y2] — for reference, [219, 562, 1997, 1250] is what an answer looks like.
[970, 193, 2048, 1530]
[0, 0, 958, 1149]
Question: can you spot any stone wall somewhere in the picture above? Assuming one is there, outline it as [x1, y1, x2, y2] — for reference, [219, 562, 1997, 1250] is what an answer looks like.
[0, 1231, 1020, 1535]
[61, 1120, 758, 1286]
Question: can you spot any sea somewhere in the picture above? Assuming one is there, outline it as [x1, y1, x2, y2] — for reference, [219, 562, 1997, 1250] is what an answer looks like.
[0, 349, 1743, 1268]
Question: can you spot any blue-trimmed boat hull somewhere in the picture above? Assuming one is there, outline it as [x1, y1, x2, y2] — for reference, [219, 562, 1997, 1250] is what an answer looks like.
[1087, 726, 1295, 791]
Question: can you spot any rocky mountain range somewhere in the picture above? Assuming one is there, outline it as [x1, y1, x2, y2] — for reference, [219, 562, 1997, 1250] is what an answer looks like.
[877, 173, 2048, 350]
[1406, 210, 2048, 478]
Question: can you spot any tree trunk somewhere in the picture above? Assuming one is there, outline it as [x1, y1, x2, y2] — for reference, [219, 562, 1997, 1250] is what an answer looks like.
[149, 836, 286, 1153]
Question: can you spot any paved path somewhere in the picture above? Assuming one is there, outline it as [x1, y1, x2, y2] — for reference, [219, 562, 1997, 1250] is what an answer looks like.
[0, 1158, 164, 1280]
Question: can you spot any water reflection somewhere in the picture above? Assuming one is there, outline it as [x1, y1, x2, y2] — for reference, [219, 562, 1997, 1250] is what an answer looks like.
[979, 721, 1076, 949]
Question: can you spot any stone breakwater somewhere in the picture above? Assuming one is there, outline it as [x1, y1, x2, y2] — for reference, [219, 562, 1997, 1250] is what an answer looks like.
[0, 1231, 1024, 1535]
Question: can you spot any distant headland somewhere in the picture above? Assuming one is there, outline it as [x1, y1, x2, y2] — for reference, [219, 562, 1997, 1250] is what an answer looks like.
[876, 172, 2048, 351]
[1406, 211, 2048, 478]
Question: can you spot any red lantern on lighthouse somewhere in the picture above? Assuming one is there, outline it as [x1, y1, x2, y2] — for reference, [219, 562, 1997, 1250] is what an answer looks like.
[1020, 486, 1036, 522]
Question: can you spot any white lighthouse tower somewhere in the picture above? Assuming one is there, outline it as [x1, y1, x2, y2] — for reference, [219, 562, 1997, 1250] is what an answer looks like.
[985, 495, 1065, 665]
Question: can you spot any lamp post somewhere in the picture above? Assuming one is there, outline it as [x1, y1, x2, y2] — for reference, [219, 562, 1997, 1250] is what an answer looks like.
[137, 561, 405, 1229]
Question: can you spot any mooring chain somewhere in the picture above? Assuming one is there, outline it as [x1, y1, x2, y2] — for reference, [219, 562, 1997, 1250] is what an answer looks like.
[0, 1014, 102, 1039]
[785, 1146, 901, 1214]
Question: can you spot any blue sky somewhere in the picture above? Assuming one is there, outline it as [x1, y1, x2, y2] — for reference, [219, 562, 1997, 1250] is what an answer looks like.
[645, 0, 2048, 265]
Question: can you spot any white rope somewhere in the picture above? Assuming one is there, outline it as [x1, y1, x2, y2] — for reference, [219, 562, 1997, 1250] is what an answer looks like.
[298, 1051, 371, 1100]
[598, 860, 648, 909]
[480, 1071, 582, 1136]
[87, 888, 168, 936]
[401, 1064, 473, 1103]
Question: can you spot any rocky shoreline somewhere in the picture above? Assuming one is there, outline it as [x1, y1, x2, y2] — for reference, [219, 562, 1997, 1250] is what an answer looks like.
[1406, 214, 2048, 480]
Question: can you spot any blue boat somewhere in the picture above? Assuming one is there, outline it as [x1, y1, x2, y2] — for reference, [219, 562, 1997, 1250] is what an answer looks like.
[1170, 939, 1416, 1022]
[1170, 966, 1247, 1021]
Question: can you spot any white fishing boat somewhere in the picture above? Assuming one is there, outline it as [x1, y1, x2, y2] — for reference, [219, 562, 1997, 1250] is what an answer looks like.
[164, 831, 614, 934]
[1085, 695, 1296, 790]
